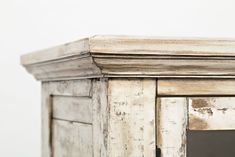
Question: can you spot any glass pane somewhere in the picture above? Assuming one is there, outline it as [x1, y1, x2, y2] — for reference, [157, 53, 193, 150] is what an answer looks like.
[187, 130, 235, 157]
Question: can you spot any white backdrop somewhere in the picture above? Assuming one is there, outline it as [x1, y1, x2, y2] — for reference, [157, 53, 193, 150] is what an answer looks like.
[1, 0, 235, 156]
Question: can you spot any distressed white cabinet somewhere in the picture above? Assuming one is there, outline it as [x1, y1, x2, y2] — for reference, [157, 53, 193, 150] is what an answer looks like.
[21, 36, 235, 157]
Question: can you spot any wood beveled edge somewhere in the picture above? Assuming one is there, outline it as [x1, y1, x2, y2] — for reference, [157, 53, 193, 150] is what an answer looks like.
[157, 78, 235, 96]
[20, 37, 90, 65]
[21, 35, 235, 65]
[89, 35, 235, 56]
[20, 35, 235, 81]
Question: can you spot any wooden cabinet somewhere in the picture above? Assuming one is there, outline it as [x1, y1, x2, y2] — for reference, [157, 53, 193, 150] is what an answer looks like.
[21, 36, 235, 157]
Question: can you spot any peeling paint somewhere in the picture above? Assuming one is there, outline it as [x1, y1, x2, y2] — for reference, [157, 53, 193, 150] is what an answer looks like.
[189, 115, 209, 130]
[217, 108, 228, 114]
[194, 108, 213, 116]
[192, 99, 210, 108]
[189, 97, 235, 130]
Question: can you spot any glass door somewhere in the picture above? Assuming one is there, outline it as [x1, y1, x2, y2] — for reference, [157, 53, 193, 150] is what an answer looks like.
[156, 97, 235, 157]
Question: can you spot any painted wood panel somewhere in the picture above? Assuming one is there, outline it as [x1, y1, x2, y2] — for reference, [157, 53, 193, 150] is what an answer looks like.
[52, 120, 92, 157]
[47, 79, 92, 97]
[189, 97, 235, 130]
[157, 97, 187, 157]
[41, 79, 92, 157]
[42, 83, 53, 157]
[158, 79, 235, 96]
[108, 79, 156, 157]
[52, 96, 92, 124]
[92, 78, 109, 157]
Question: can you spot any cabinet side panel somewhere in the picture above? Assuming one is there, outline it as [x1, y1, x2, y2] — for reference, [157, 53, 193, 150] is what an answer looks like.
[92, 78, 109, 157]
[52, 96, 92, 124]
[157, 97, 187, 157]
[108, 79, 156, 157]
[52, 120, 92, 157]
[42, 79, 92, 157]
[46, 79, 92, 97]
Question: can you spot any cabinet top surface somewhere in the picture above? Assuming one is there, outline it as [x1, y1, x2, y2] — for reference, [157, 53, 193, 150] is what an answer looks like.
[21, 35, 235, 81]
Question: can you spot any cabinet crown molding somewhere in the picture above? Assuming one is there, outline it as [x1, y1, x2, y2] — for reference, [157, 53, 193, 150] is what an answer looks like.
[21, 35, 235, 81]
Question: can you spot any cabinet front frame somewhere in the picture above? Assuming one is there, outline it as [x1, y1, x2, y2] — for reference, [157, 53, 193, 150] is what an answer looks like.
[157, 79, 235, 157]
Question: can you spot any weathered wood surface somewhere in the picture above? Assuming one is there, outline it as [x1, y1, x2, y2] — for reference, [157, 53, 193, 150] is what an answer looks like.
[157, 97, 187, 157]
[158, 79, 235, 96]
[22, 35, 235, 157]
[21, 35, 235, 80]
[52, 96, 92, 124]
[92, 79, 109, 157]
[21, 36, 235, 65]
[42, 83, 53, 157]
[46, 79, 92, 97]
[52, 120, 92, 157]
[21, 38, 89, 65]
[108, 79, 156, 157]
[25, 55, 102, 81]
[90, 35, 235, 56]
[189, 97, 235, 130]
[41, 79, 93, 157]
[94, 57, 235, 77]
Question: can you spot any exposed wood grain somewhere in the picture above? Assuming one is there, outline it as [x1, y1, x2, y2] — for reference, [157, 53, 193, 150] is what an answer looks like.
[92, 78, 109, 157]
[108, 79, 156, 157]
[52, 96, 92, 124]
[189, 97, 235, 130]
[52, 120, 92, 157]
[157, 97, 187, 157]
[90, 35, 235, 56]
[158, 79, 235, 96]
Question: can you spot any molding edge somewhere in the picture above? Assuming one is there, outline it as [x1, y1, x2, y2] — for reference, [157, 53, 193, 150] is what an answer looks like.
[21, 35, 235, 81]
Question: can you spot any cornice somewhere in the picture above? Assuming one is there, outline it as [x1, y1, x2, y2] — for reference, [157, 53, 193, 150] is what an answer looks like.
[21, 35, 235, 81]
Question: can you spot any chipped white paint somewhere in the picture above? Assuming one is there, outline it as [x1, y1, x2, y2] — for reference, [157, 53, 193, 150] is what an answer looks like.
[189, 97, 235, 130]
[42, 78, 157, 157]
[157, 97, 187, 157]
[108, 79, 156, 157]
[21, 35, 235, 157]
